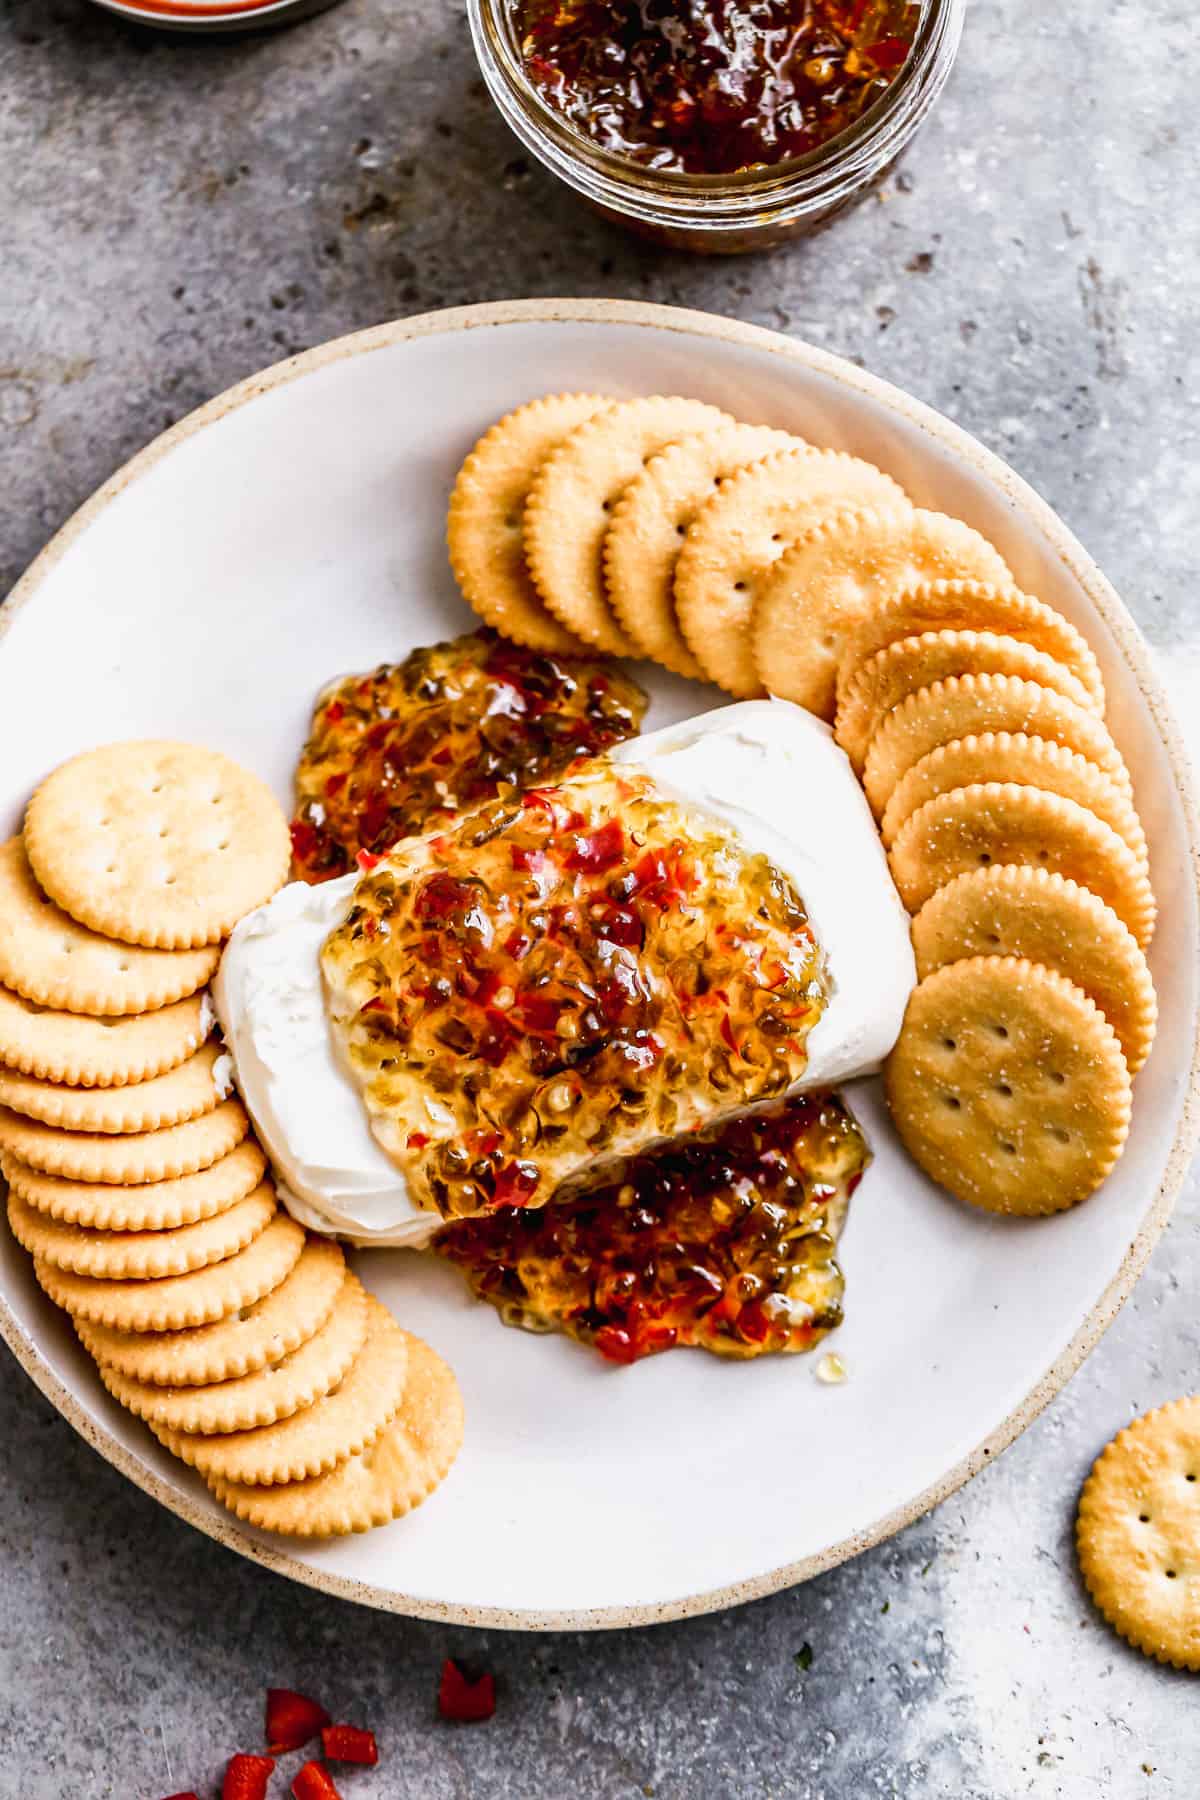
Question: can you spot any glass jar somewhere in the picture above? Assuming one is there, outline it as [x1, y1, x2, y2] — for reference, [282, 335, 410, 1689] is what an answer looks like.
[468, 0, 965, 253]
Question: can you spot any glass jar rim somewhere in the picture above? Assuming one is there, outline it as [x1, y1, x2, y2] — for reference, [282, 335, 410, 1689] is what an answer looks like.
[470, 0, 964, 208]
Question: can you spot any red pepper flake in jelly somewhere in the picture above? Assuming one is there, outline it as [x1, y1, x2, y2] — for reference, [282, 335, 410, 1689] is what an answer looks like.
[438, 1659, 497, 1723]
[436, 1092, 868, 1361]
[516, 0, 921, 174]
[291, 629, 646, 882]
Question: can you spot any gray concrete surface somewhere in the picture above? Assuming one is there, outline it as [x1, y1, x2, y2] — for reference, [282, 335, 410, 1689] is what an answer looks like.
[2, 1, 1199, 1795]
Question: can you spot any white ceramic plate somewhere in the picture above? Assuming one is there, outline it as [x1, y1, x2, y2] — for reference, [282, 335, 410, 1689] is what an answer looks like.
[2, 300, 1197, 1629]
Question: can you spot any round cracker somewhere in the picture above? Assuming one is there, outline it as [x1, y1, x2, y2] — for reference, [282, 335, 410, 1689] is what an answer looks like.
[602, 423, 799, 678]
[888, 781, 1156, 946]
[8, 1181, 275, 1279]
[1077, 1396, 1200, 1669]
[209, 1333, 463, 1537]
[879, 731, 1149, 870]
[753, 506, 1014, 721]
[24, 741, 291, 950]
[837, 577, 1106, 716]
[0, 986, 211, 1088]
[74, 1236, 346, 1386]
[910, 866, 1157, 1074]
[0, 1139, 267, 1231]
[0, 838, 218, 1017]
[674, 449, 909, 699]
[0, 1096, 249, 1184]
[862, 673, 1131, 818]
[95, 1272, 368, 1434]
[0, 1040, 226, 1134]
[447, 392, 613, 654]
[154, 1294, 409, 1486]
[836, 630, 1096, 772]
[884, 956, 1132, 1215]
[524, 396, 734, 656]
[35, 1211, 305, 1330]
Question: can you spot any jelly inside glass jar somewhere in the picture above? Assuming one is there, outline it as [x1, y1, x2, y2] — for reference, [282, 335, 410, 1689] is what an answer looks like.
[515, 0, 922, 175]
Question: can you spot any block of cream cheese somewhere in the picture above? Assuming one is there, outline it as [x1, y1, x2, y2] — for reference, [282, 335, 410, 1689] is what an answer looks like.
[215, 700, 915, 1247]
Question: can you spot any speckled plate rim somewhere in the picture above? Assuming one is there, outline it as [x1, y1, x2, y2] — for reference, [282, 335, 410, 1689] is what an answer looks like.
[2, 297, 1198, 1632]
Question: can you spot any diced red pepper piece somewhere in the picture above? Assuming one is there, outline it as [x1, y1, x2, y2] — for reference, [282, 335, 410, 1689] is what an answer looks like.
[513, 991, 562, 1034]
[564, 818, 624, 873]
[223, 1754, 276, 1800]
[438, 1658, 496, 1722]
[720, 1013, 739, 1056]
[291, 1764, 343, 1800]
[321, 1724, 380, 1766]
[414, 872, 475, 922]
[593, 1324, 638, 1365]
[323, 700, 344, 724]
[355, 848, 381, 871]
[406, 1131, 430, 1150]
[265, 1687, 331, 1753]
[492, 1161, 539, 1207]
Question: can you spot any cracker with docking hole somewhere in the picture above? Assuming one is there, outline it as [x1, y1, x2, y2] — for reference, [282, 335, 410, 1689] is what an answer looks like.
[835, 578, 1106, 716]
[887, 781, 1156, 946]
[446, 392, 613, 654]
[884, 956, 1132, 1215]
[0, 1139, 267, 1231]
[8, 1181, 276, 1280]
[910, 866, 1157, 1073]
[862, 672, 1131, 818]
[602, 423, 799, 678]
[153, 1295, 410, 1486]
[0, 1040, 226, 1134]
[209, 1333, 463, 1537]
[1076, 1396, 1200, 1669]
[95, 1273, 369, 1434]
[752, 506, 1014, 721]
[0, 987, 211, 1089]
[879, 731, 1150, 869]
[24, 742, 291, 951]
[523, 396, 734, 656]
[674, 449, 909, 699]
[34, 1212, 305, 1331]
[0, 1096, 248, 1185]
[0, 838, 218, 1017]
[74, 1237, 346, 1386]
[836, 630, 1096, 772]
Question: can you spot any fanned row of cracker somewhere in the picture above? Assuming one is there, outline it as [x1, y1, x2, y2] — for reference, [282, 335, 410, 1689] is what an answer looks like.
[0, 742, 461, 1536]
[448, 392, 1157, 1218]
